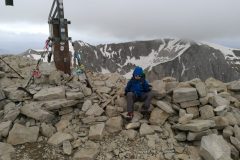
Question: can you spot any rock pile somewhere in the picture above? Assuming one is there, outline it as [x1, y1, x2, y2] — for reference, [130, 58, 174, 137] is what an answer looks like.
[0, 55, 240, 160]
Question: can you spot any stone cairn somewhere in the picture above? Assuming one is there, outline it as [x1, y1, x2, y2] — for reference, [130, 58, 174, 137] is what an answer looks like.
[0, 56, 240, 160]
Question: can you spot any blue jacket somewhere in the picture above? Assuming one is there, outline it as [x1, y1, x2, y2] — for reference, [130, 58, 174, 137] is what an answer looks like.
[125, 77, 151, 97]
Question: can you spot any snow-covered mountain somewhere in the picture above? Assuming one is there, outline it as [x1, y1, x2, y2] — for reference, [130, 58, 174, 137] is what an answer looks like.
[22, 39, 240, 82]
[72, 39, 240, 82]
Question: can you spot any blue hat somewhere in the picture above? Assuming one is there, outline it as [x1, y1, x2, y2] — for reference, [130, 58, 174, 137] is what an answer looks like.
[133, 66, 143, 76]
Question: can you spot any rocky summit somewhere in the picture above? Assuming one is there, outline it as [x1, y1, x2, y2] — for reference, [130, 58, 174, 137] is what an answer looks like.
[1, 55, 240, 160]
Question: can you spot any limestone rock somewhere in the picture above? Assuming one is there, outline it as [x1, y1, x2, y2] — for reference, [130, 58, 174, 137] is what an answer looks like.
[180, 100, 200, 108]
[73, 148, 99, 160]
[187, 129, 212, 141]
[0, 121, 12, 137]
[88, 123, 105, 140]
[96, 86, 111, 94]
[139, 123, 155, 136]
[230, 136, 240, 152]
[156, 101, 175, 114]
[209, 95, 230, 107]
[33, 86, 65, 101]
[85, 103, 104, 116]
[227, 81, 240, 91]
[105, 105, 118, 117]
[214, 105, 228, 116]
[149, 108, 169, 125]
[223, 126, 234, 139]
[233, 125, 240, 141]
[125, 122, 141, 130]
[213, 116, 229, 129]
[40, 123, 56, 138]
[173, 120, 215, 132]
[20, 102, 55, 122]
[3, 102, 20, 122]
[186, 106, 199, 118]
[7, 123, 39, 145]
[121, 129, 137, 140]
[151, 80, 166, 99]
[43, 99, 79, 110]
[55, 119, 70, 132]
[199, 105, 215, 119]
[82, 100, 92, 112]
[178, 113, 193, 124]
[205, 77, 227, 93]
[173, 88, 198, 103]
[196, 81, 207, 98]
[0, 142, 15, 160]
[175, 132, 187, 141]
[105, 116, 123, 133]
[48, 132, 73, 146]
[3, 86, 29, 102]
[200, 134, 231, 160]
[66, 91, 84, 100]
[63, 140, 72, 155]
[115, 96, 127, 111]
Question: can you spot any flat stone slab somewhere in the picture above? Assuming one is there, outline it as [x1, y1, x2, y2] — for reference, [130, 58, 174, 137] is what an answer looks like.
[173, 88, 198, 103]
[173, 120, 215, 132]
[156, 101, 175, 114]
[7, 123, 39, 145]
[43, 99, 79, 110]
[66, 91, 84, 100]
[20, 102, 55, 122]
[200, 134, 231, 160]
[33, 87, 65, 101]
[48, 132, 73, 146]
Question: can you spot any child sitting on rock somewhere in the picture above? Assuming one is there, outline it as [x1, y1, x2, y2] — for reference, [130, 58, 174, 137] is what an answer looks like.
[121, 66, 152, 121]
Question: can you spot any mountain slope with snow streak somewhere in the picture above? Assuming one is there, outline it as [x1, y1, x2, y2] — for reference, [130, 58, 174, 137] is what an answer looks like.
[22, 39, 240, 82]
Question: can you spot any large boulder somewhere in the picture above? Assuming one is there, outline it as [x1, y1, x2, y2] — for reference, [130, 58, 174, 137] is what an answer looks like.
[200, 134, 231, 160]
[7, 123, 39, 145]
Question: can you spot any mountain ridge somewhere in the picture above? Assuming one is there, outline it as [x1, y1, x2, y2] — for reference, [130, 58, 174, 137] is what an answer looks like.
[22, 38, 240, 82]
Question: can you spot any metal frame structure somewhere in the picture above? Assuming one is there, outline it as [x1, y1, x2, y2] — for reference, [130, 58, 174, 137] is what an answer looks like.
[5, 0, 72, 74]
[48, 0, 71, 74]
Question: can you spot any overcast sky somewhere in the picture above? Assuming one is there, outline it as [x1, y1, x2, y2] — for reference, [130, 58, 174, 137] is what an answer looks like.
[0, 0, 240, 54]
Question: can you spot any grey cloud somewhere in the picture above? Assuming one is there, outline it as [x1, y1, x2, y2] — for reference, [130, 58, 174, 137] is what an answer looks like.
[0, 0, 240, 52]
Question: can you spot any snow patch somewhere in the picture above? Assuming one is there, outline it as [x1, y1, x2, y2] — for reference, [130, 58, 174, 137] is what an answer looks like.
[101, 67, 110, 74]
[94, 50, 98, 59]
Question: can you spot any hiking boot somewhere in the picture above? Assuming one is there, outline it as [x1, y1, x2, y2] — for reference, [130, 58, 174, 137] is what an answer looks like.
[126, 112, 134, 121]
[141, 110, 150, 119]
